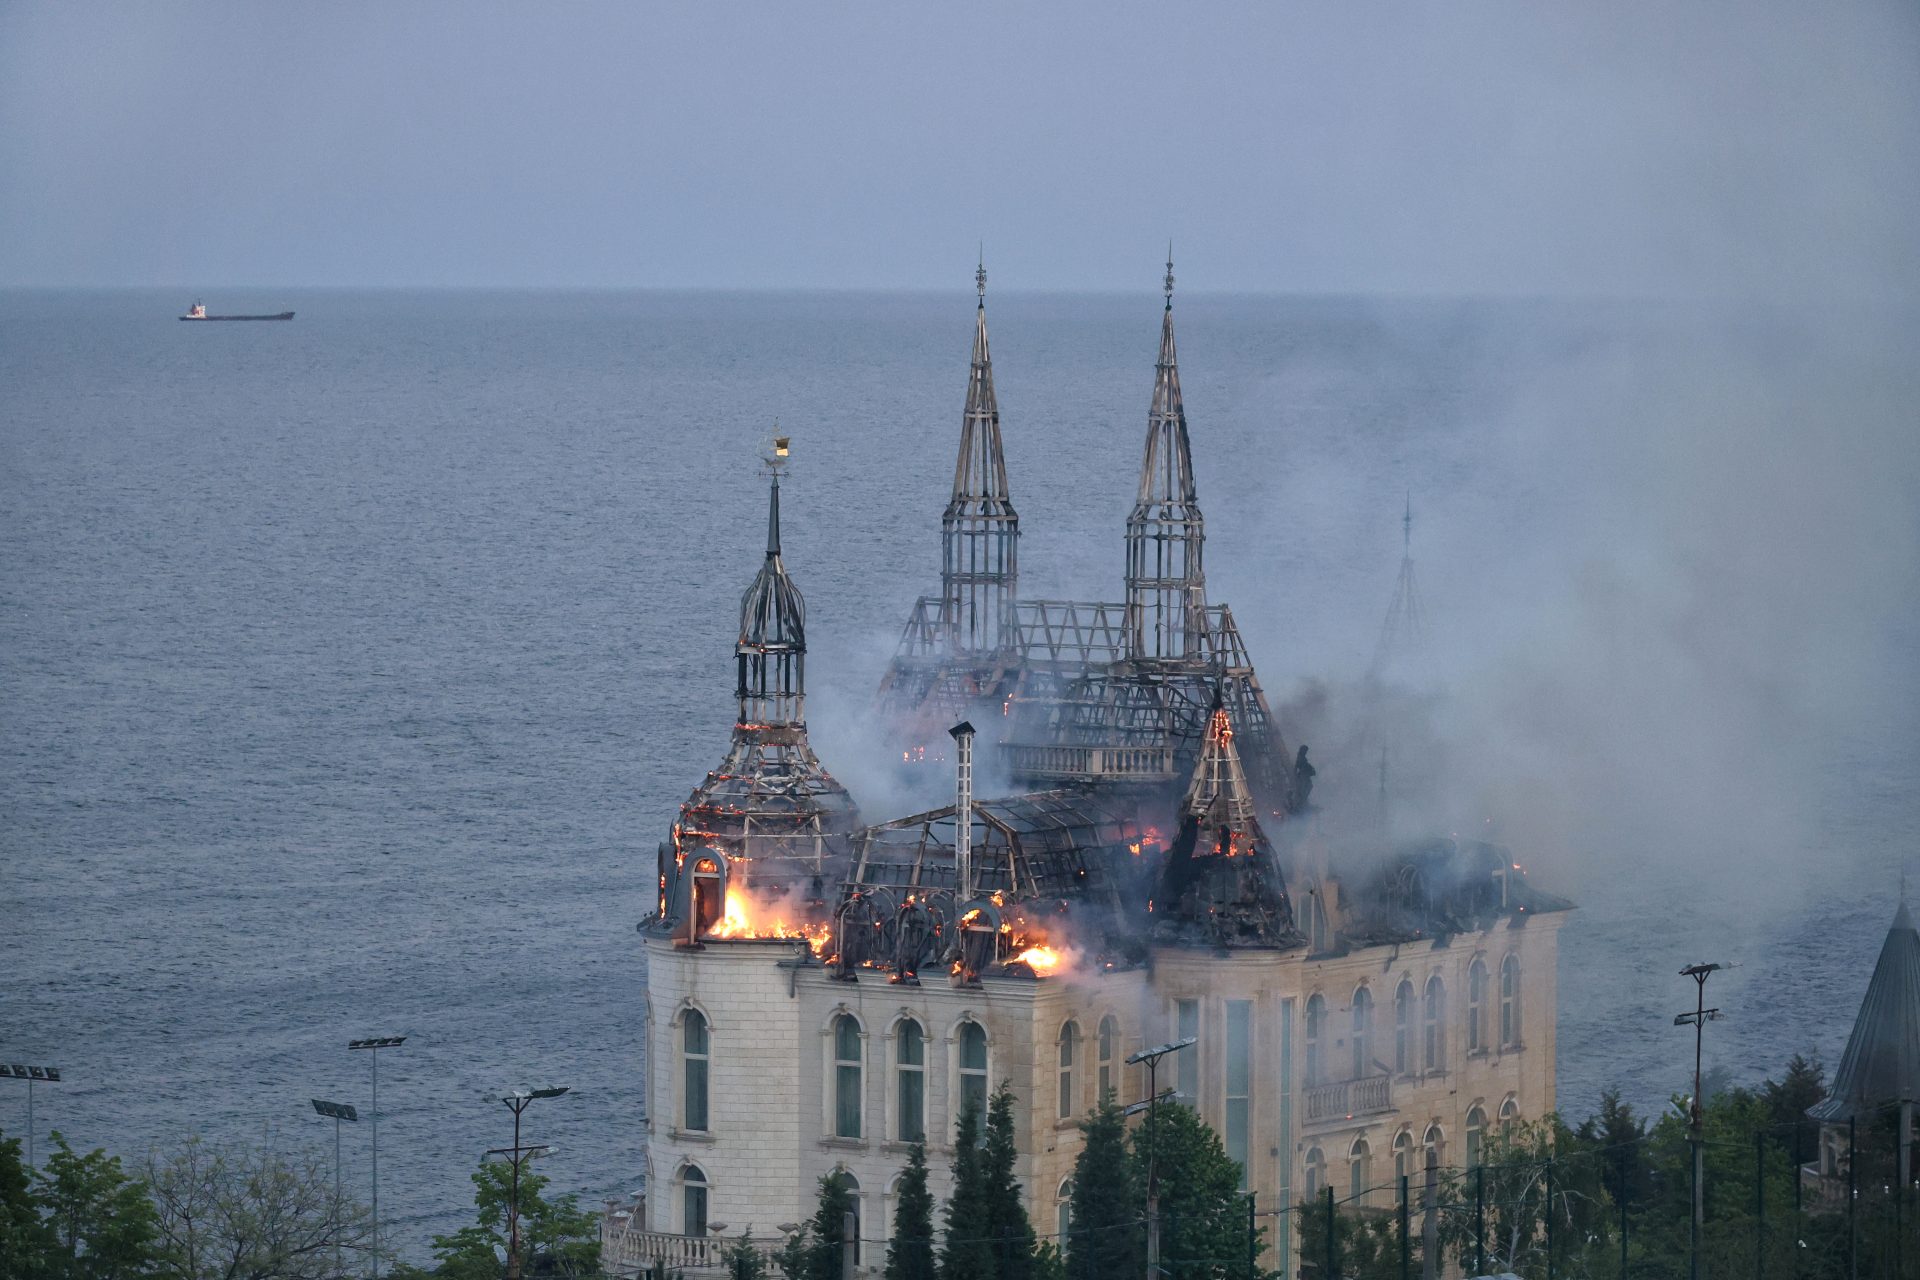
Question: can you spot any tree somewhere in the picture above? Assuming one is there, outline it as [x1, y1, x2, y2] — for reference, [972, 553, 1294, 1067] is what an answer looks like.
[1065, 1099, 1139, 1280]
[0, 1130, 52, 1280]
[980, 1087, 1037, 1280]
[792, 1170, 856, 1280]
[1436, 1116, 1615, 1278]
[939, 1095, 993, 1280]
[147, 1134, 370, 1280]
[1761, 1053, 1826, 1164]
[723, 1230, 769, 1280]
[38, 1131, 160, 1280]
[884, 1144, 935, 1280]
[423, 1156, 597, 1279]
[1126, 1104, 1253, 1280]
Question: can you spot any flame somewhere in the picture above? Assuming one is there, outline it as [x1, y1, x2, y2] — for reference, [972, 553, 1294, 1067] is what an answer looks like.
[1015, 945, 1066, 975]
[708, 888, 832, 954]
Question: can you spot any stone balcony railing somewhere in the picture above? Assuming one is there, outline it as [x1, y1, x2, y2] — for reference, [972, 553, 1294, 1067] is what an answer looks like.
[1302, 1072, 1393, 1127]
[601, 1224, 784, 1278]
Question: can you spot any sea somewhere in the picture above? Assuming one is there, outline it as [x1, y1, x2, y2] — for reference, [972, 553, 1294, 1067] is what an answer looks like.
[2, 287, 1916, 1258]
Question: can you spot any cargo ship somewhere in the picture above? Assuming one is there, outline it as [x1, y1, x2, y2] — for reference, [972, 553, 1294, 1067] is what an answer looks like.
[180, 301, 294, 321]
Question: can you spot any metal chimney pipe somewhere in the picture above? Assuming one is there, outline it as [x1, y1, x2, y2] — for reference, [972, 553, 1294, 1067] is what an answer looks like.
[949, 721, 976, 900]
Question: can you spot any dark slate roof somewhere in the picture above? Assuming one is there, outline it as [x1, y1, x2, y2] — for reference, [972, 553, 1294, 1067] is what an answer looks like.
[1811, 900, 1920, 1121]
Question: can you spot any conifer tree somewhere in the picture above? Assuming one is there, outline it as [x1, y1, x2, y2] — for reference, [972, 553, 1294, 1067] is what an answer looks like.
[980, 1086, 1037, 1280]
[885, 1143, 936, 1280]
[1066, 1098, 1141, 1280]
[939, 1094, 994, 1280]
[802, 1170, 857, 1280]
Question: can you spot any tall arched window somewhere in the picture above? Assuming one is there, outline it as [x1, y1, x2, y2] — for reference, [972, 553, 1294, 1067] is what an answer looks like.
[1466, 1105, 1488, 1168]
[839, 1171, 861, 1265]
[1056, 1178, 1074, 1256]
[957, 1021, 988, 1138]
[682, 1009, 710, 1132]
[1352, 987, 1374, 1078]
[680, 1164, 708, 1237]
[1499, 1095, 1520, 1134]
[1057, 1023, 1079, 1119]
[1467, 958, 1489, 1054]
[1097, 1016, 1117, 1102]
[896, 1019, 925, 1143]
[1423, 1124, 1445, 1170]
[1423, 976, 1446, 1072]
[1394, 980, 1414, 1075]
[1392, 1130, 1413, 1184]
[1500, 954, 1521, 1047]
[1304, 1147, 1324, 1201]
[1349, 1137, 1372, 1203]
[833, 1014, 863, 1139]
[1305, 994, 1327, 1086]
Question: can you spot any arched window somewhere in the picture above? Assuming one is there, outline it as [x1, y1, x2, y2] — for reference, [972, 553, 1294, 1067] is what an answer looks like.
[680, 1164, 708, 1237]
[1466, 1105, 1488, 1168]
[957, 1021, 988, 1138]
[1500, 954, 1521, 1047]
[1499, 1095, 1520, 1134]
[1423, 976, 1446, 1072]
[1097, 1016, 1118, 1102]
[833, 1014, 863, 1139]
[1349, 1137, 1372, 1203]
[839, 1171, 861, 1265]
[896, 1019, 926, 1143]
[682, 1009, 710, 1132]
[1392, 1130, 1413, 1184]
[1304, 1147, 1324, 1202]
[1423, 1124, 1445, 1170]
[1394, 980, 1414, 1075]
[1305, 994, 1327, 1086]
[1352, 987, 1374, 1078]
[1056, 1178, 1074, 1256]
[1057, 1023, 1079, 1120]
[1467, 958, 1489, 1054]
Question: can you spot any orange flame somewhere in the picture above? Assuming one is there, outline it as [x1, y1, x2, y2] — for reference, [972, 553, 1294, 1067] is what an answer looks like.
[1014, 944, 1071, 976]
[708, 888, 832, 954]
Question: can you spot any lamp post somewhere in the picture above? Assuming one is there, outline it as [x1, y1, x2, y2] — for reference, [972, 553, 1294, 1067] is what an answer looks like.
[312, 1100, 360, 1279]
[1675, 963, 1724, 1280]
[498, 1087, 570, 1280]
[1126, 1036, 1196, 1280]
[349, 1036, 405, 1280]
[1, 1064, 61, 1170]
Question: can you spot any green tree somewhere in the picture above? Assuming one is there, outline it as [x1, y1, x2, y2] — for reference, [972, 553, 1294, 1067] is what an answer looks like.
[1436, 1116, 1615, 1278]
[1127, 1104, 1254, 1280]
[980, 1087, 1037, 1280]
[797, 1170, 856, 1280]
[1065, 1099, 1139, 1280]
[884, 1143, 935, 1280]
[425, 1156, 598, 1280]
[1760, 1053, 1826, 1164]
[37, 1132, 159, 1280]
[147, 1134, 374, 1280]
[723, 1230, 769, 1280]
[0, 1130, 52, 1280]
[939, 1095, 993, 1280]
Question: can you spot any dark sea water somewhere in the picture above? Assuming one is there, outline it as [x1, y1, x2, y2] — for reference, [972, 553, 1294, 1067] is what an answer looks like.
[3, 288, 1916, 1257]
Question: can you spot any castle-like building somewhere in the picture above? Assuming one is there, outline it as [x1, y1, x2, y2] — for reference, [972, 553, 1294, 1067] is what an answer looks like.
[609, 265, 1569, 1278]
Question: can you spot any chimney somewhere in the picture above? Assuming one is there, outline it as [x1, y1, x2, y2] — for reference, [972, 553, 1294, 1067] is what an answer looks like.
[949, 721, 976, 899]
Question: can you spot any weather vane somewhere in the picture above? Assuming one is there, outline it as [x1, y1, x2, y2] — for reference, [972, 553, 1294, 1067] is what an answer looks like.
[765, 424, 790, 476]
[1164, 241, 1175, 308]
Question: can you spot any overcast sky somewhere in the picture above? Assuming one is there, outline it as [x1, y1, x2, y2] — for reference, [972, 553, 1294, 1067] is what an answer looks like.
[2, 2, 1916, 296]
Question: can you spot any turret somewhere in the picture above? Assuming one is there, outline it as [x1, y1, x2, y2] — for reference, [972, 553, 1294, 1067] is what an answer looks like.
[941, 258, 1019, 655]
[1125, 253, 1207, 661]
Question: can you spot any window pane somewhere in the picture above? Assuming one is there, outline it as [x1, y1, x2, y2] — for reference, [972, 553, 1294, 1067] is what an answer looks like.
[960, 1023, 987, 1070]
[836, 1063, 862, 1138]
[685, 1058, 708, 1131]
[899, 1067, 924, 1143]
[1225, 1098, 1249, 1190]
[835, 1016, 861, 1062]
[684, 1184, 707, 1237]
[1176, 1000, 1199, 1103]
[684, 1010, 707, 1055]
[961, 1071, 987, 1136]
[898, 1021, 923, 1066]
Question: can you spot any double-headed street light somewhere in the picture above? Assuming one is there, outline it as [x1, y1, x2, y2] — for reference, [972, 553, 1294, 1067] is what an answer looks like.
[349, 1036, 406, 1280]
[498, 1088, 570, 1280]
[1, 1064, 62, 1170]
[312, 1100, 360, 1279]
[1126, 1037, 1195, 1280]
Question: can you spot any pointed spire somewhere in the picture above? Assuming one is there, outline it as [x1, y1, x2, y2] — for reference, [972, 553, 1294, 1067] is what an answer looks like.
[1183, 697, 1258, 836]
[1810, 899, 1920, 1118]
[739, 444, 807, 723]
[942, 258, 1019, 655]
[1126, 254, 1206, 660]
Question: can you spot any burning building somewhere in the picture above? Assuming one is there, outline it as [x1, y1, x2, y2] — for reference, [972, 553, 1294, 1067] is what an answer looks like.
[613, 272, 1570, 1278]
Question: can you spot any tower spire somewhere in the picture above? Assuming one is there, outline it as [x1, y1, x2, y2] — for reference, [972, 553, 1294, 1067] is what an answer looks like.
[1126, 253, 1206, 660]
[739, 441, 806, 728]
[942, 257, 1019, 655]
[1371, 490, 1425, 678]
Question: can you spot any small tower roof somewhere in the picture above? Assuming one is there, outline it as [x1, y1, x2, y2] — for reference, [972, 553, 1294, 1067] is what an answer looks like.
[949, 257, 1014, 512]
[1134, 252, 1199, 513]
[1811, 898, 1920, 1120]
[1182, 695, 1257, 835]
[740, 466, 805, 654]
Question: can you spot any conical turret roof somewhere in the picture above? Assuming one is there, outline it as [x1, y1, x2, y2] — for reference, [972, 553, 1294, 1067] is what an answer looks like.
[741, 470, 805, 654]
[949, 263, 1014, 517]
[1182, 697, 1257, 836]
[1811, 899, 1920, 1120]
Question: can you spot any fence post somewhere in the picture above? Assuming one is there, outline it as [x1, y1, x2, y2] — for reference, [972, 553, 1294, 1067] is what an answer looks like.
[1620, 1159, 1629, 1280]
[1474, 1164, 1486, 1278]
[1755, 1130, 1765, 1280]
[1546, 1158, 1556, 1280]
[1792, 1123, 1802, 1280]
[1849, 1115, 1858, 1280]
[1325, 1184, 1336, 1280]
[1399, 1174, 1410, 1280]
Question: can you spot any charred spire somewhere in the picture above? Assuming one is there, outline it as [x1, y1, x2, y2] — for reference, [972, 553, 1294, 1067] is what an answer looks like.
[1125, 251, 1207, 661]
[942, 256, 1019, 655]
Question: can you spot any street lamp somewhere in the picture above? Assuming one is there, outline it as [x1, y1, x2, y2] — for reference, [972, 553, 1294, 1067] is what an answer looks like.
[349, 1036, 406, 1280]
[1, 1064, 61, 1170]
[1127, 1036, 1195, 1280]
[312, 1100, 360, 1280]
[498, 1088, 570, 1280]
[1674, 963, 1724, 1280]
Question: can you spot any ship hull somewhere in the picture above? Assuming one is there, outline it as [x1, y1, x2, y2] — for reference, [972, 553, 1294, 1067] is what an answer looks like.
[180, 312, 295, 321]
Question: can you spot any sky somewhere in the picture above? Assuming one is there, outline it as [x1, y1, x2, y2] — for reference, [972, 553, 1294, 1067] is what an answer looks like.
[2, 1, 1917, 297]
